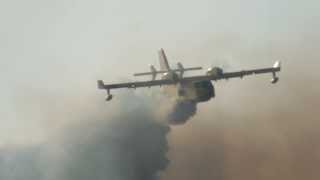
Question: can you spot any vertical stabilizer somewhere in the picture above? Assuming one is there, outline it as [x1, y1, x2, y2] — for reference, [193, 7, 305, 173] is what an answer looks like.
[158, 48, 171, 71]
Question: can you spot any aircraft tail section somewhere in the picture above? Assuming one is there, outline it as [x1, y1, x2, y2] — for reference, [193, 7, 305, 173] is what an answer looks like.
[158, 48, 171, 71]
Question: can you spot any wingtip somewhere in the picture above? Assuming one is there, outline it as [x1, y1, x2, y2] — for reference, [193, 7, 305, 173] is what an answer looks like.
[97, 80, 105, 89]
[273, 61, 281, 69]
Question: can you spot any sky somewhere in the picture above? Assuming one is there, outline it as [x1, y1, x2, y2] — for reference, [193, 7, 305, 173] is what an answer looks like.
[0, 0, 320, 179]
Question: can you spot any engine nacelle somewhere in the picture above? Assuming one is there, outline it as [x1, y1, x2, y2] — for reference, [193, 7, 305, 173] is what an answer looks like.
[150, 65, 157, 80]
[162, 71, 179, 81]
[177, 62, 184, 78]
[206, 67, 223, 77]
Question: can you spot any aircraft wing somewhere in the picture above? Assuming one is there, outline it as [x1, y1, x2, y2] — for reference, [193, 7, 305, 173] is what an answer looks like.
[98, 79, 178, 101]
[181, 61, 281, 83]
[98, 79, 176, 90]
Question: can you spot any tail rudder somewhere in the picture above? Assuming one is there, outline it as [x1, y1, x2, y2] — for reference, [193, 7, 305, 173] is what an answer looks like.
[158, 48, 171, 71]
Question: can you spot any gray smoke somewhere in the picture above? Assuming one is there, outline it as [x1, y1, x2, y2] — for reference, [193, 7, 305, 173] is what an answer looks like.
[167, 100, 197, 125]
[0, 94, 170, 180]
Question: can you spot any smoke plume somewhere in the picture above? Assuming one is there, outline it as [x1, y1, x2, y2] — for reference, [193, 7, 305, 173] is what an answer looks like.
[0, 94, 170, 180]
[162, 34, 320, 180]
[167, 100, 197, 125]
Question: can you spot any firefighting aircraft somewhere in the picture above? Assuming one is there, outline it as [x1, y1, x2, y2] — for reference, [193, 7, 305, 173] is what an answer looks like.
[98, 49, 281, 102]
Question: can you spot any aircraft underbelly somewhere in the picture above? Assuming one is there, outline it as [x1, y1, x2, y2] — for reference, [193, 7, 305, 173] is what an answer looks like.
[162, 83, 195, 100]
[163, 81, 214, 103]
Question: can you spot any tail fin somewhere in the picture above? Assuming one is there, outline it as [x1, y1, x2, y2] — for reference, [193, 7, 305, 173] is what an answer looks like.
[158, 48, 171, 71]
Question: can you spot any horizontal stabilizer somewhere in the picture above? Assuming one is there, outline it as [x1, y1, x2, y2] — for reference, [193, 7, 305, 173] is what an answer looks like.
[179, 67, 203, 71]
[134, 67, 202, 76]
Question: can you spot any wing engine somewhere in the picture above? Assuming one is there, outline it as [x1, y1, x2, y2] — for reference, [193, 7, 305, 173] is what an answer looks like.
[206, 67, 223, 77]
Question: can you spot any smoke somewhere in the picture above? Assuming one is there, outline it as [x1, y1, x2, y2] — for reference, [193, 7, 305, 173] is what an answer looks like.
[161, 33, 320, 180]
[167, 100, 197, 125]
[0, 93, 170, 180]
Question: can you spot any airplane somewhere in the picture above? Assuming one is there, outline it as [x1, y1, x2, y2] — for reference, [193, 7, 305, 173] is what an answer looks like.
[97, 49, 281, 103]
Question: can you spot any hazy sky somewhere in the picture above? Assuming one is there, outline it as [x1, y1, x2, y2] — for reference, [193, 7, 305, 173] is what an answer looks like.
[0, 0, 319, 148]
[0, 0, 320, 179]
